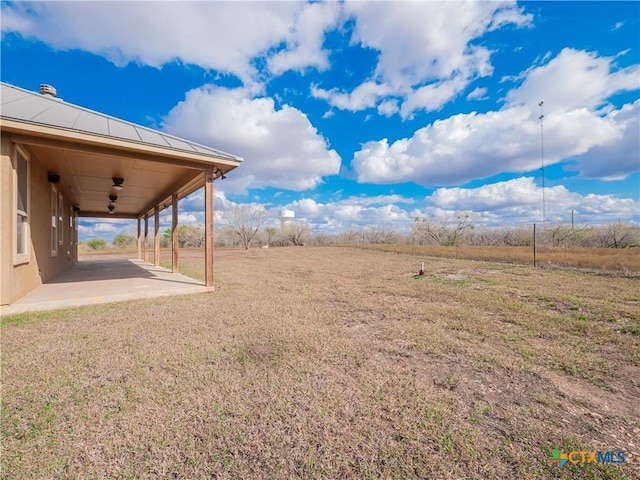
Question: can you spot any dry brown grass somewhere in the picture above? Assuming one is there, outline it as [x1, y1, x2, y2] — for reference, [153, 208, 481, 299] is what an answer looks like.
[355, 243, 640, 275]
[2, 246, 639, 479]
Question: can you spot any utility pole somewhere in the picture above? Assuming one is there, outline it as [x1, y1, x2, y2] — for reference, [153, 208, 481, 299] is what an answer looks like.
[539, 101, 545, 225]
[571, 209, 574, 229]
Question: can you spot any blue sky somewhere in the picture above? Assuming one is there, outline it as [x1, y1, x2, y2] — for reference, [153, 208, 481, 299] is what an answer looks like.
[2, 1, 639, 240]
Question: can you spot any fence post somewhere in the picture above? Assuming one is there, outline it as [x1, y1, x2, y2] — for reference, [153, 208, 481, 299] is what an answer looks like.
[533, 223, 537, 267]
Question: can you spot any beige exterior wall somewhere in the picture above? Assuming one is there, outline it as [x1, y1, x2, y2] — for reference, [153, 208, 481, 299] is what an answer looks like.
[1, 138, 75, 305]
[0, 136, 13, 305]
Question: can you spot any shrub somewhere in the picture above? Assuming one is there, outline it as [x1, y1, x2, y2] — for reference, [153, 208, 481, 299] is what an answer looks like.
[112, 234, 136, 248]
[86, 238, 107, 250]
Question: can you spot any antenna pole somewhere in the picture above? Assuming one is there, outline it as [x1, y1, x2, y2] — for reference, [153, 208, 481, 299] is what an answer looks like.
[539, 101, 545, 225]
[571, 209, 574, 229]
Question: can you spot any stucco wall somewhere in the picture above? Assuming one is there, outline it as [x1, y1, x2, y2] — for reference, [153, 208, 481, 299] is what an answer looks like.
[30, 147, 74, 283]
[0, 136, 13, 305]
[1, 139, 74, 305]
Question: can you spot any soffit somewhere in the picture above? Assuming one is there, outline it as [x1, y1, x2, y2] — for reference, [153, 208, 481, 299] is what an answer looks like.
[27, 144, 204, 218]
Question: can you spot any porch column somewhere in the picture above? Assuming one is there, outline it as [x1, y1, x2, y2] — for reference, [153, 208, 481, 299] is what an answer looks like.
[144, 215, 149, 263]
[172, 193, 178, 273]
[204, 168, 214, 287]
[137, 217, 142, 260]
[154, 205, 160, 266]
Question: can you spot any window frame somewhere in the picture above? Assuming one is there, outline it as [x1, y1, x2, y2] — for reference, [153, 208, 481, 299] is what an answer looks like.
[58, 191, 64, 246]
[69, 206, 74, 240]
[51, 184, 58, 257]
[13, 144, 30, 265]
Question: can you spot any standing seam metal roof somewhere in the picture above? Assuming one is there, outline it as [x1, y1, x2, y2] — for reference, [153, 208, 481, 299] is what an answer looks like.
[0, 82, 242, 162]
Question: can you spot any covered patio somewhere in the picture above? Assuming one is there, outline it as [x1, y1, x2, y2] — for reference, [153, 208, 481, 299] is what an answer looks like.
[1, 257, 209, 315]
[1, 82, 242, 307]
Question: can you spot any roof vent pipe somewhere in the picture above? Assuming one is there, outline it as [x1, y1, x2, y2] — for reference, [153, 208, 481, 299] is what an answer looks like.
[40, 84, 57, 97]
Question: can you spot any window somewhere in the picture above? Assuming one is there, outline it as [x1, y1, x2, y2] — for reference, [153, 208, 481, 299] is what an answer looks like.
[58, 191, 64, 246]
[51, 185, 58, 256]
[14, 145, 30, 264]
[69, 206, 74, 241]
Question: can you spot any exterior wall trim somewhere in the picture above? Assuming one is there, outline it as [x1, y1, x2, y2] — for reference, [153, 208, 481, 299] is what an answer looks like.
[12, 143, 31, 266]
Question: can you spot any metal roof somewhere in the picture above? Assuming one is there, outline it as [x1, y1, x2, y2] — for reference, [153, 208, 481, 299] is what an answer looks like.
[0, 82, 242, 162]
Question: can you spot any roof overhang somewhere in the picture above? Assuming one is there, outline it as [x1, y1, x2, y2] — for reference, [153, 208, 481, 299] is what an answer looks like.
[1, 117, 242, 219]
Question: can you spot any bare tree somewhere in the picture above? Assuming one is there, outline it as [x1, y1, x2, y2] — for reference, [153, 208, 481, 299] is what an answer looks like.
[412, 214, 473, 246]
[165, 224, 205, 247]
[441, 214, 474, 246]
[264, 227, 278, 247]
[314, 231, 336, 245]
[379, 229, 401, 244]
[590, 223, 639, 249]
[411, 218, 433, 245]
[223, 205, 271, 249]
[466, 228, 500, 246]
[214, 226, 238, 247]
[542, 224, 592, 249]
[337, 228, 360, 245]
[501, 226, 533, 247]
[283, 221, 310, 246]
[363, 228, 384, 244]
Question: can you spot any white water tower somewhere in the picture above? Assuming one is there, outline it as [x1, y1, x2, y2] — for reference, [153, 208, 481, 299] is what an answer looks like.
[279, 209, 295, 230]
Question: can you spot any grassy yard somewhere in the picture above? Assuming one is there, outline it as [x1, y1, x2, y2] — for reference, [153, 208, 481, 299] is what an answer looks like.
[2, 247, 639, 478]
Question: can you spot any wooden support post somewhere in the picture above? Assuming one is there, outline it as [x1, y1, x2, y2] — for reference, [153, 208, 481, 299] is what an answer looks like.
[144, 215, 149, 263]
[204, 168, 215, 287]
[172, 193, 178, 273]
[154, 205, 160, 266]
[137, 217, 142, 260]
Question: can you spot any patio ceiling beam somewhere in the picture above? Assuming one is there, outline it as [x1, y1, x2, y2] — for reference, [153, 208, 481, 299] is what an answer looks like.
[77, 211, 139, 219]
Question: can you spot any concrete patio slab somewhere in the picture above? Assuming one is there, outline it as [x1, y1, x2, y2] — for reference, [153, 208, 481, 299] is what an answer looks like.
[1, 259, 211, 316]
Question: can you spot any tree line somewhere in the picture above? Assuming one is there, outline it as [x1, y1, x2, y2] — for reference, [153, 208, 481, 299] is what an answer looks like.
[83, 205, 639, 250]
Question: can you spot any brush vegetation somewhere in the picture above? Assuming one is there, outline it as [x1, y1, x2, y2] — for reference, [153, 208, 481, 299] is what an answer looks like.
[2, 247, 638, 478]
[356, 243, 640, 275]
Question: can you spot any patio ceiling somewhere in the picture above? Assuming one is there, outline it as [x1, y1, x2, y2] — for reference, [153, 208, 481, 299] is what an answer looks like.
[17, 138, 208, 219]
[6, 127, 236, 219]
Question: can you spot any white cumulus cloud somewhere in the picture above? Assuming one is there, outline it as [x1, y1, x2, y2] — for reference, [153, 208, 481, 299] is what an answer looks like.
[353, 106, 621, 186]
[162, 85, 341, 192]
[467, 87, 488, 101]
[284, 195, 415, 232]
[267, 2, 342, 75]
[0, 1, 338, 84]
[424, 177, 639, 225]
[569, 100, 640, 180]
[312, 82, 394, 112]
[353, 48, 639, 186]
[314, 1, 532, 117]
[506, 48, 640, 113]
